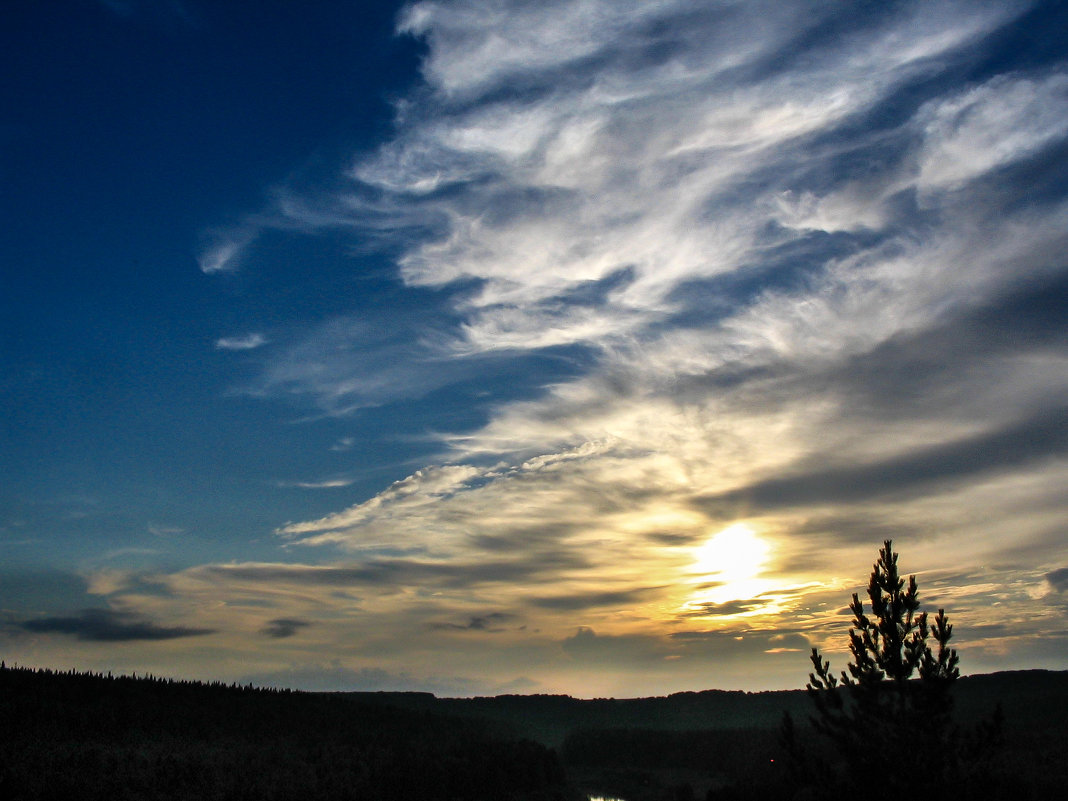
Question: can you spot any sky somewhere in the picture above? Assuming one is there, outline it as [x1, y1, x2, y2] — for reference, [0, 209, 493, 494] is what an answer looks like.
[2, 0, 1067, 698]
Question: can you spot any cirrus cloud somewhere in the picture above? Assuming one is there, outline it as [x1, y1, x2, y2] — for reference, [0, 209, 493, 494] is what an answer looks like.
[169, 0, 1068, 693]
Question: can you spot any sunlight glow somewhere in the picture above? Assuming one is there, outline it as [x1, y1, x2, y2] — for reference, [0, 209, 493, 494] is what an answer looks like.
[686, 523, 774, 612]
[691, 523, 768, 583]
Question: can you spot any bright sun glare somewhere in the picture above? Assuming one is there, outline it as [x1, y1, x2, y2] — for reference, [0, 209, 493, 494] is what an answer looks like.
[688, 523, 772, 610]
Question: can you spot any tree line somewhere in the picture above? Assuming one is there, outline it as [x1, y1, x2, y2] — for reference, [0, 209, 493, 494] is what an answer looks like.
[0, 662, 566, 801]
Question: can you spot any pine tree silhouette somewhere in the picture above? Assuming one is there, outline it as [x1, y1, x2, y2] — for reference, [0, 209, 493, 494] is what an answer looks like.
[783, 540, 1001, 800]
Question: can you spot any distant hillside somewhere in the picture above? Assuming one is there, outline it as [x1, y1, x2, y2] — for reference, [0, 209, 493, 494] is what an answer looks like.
[343, 669, 1068, 747]
[343, 687, 807, 747]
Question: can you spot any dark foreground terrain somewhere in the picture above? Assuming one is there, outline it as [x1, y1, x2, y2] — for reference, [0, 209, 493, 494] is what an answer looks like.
[2, 663, 1066, 800]
[351, 670, 1068, 801]
[0, 663, 565, 801]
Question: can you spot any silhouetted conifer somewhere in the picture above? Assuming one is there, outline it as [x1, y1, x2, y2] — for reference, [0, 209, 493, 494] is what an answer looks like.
[783, 540, 1002, 800]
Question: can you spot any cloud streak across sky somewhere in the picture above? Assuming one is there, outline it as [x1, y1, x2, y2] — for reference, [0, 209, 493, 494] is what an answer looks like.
[6, 0, 1067, 696]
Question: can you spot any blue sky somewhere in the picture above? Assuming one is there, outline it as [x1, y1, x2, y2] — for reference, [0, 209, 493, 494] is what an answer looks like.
[2, 0, 1067, 697]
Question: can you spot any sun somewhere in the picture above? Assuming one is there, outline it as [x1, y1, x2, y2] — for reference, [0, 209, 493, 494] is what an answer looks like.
[692, 523, 768, 580]
[688, 523, 771, 606]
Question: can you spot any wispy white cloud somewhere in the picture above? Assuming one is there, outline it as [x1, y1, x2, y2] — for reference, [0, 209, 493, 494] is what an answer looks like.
[348, 0, 1023, 358]
[148, 524, 185, 537]
[916, 71, 1068, 193]
[240, 314, 469, 415]
[198, 227, 257, 274]
[277, 478, 357, 490]
[202, 1, 1036, 392]
[279, 464, 486, 539]
[215, 332, 269, 351]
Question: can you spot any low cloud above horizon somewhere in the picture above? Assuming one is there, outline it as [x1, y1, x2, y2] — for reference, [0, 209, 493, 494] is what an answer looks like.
[3, 0, 1066, 697]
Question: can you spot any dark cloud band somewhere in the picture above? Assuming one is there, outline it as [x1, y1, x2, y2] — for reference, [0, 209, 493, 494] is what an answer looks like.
[20, 609, 214, 642]
[695, 407, 1068, 512]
